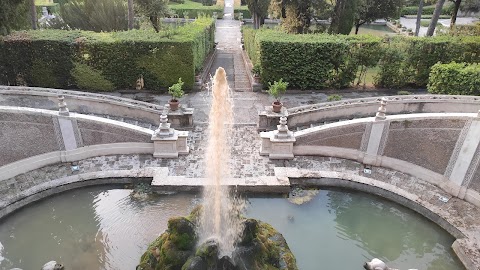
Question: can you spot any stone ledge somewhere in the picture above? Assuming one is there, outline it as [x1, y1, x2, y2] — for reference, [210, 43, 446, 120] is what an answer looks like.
[0, 143, 154, 181]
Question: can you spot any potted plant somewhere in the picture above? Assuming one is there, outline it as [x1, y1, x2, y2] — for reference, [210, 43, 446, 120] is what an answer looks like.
[267, 79, 288, 113]
[168, 78, 184, 111]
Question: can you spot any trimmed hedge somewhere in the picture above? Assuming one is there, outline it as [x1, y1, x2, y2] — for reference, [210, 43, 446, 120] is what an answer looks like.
[169, 0, 223, 18]
[0, 17, 215, 91]
[375, 36, 480, 88]
[234, 6, 251, 19]
[428, 62, 480, 95]
[243, 28, 382, 89]
[401, 4, 454, 16]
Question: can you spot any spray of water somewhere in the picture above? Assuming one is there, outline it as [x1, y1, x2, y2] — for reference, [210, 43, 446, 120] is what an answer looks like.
[198, 67, 244, 257]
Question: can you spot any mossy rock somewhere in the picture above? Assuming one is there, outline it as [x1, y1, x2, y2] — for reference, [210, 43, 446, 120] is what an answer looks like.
[137, 216, 197, 270]
[233, 220, 298, 270]
[138, 207, 298, 270]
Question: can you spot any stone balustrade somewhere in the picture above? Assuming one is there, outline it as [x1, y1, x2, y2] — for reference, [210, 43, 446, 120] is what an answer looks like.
[0, 86, 194, 128]
[258, 94, 480, 131]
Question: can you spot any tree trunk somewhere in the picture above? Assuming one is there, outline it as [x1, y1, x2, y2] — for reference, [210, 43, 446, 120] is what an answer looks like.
[426, 0, 446, 36]
[30, 0, 37, 30]
[355, 23, 360, 34]
[128, 0, 134, 30]
[150, 15, 159, 32]
[415, 0, 424, 36]
[450, 0, 462, 28]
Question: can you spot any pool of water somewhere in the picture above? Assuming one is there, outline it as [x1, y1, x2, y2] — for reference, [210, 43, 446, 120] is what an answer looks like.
[0, 186, 464, 270]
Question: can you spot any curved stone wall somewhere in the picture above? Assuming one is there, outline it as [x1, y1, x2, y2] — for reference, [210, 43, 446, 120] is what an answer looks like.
[293, 113, 480, 208]
[258, 94, 480, 131]
[0, 106, 154, 180]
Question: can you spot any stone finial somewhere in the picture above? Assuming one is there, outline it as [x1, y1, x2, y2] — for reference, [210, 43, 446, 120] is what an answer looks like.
[154, 112, 174, 138]
[58, 95, 69, 116]
[275, 116, 293, 139]
[375, 97, 388, 121]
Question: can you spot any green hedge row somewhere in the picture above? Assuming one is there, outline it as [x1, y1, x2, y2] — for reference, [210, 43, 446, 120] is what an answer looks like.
[428, 62, 480, 95]
[375, 36, 480, 88]
[243, 28, 480, 90]
[243, 28, 382, 89]
[170, 1, 224, 19]
[400, 4, 454, 16]
[0, 17, 215, 91]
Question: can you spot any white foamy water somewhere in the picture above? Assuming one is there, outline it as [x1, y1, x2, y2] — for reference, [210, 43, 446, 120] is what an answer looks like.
[0, 241, 4, 263]
[198, 67, 245, 256]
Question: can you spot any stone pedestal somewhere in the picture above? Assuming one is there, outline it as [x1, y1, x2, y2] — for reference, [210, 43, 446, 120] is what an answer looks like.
[165, 104, 194, 128]
[260, 116, 296, 160]
[151, 114, 189, 158]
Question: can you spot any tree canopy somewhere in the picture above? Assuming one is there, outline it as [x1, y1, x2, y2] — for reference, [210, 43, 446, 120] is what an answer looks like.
[0, 0, 29, 35]
[354, 0, 403, 34]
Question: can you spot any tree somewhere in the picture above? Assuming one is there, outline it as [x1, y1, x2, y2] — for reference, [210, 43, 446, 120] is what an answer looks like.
[246, 0, 270, 29]
[270, 0, 313, 33]
[329, 0, 357, 34]
[128, 0, 134, 30]
[136, 0, 169, 32]
[0, 0, 29, 35]
[415, 0, 424, 36]
[426, 0, 446, 36]
[30, 0, 37, 29]
[354, 0, 403, 34]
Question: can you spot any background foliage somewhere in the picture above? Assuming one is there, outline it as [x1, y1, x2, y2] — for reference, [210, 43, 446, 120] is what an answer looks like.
[375, 36, 480, 88]
[0, 17, 215, 91]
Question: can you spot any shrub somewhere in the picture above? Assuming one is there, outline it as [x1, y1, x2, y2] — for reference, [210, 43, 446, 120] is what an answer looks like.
[397, 90, 412, 95]
[428, 62, 480, 95]
[0, 17, 215, 91]
[400, 4, 454, 16]
[60, 0, 128, 32]
[168, 78, 185, 100]
[327, 94, 342, 101]
[71, 62, 115, 91]
[267, 79, 288, 102]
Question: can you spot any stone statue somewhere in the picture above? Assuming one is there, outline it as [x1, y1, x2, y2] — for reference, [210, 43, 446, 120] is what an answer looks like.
[363, 258, 418, 270]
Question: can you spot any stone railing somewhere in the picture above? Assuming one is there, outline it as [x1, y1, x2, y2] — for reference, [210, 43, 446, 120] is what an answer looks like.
[258, 94, 480, 131]
[0, 86, 194, 128]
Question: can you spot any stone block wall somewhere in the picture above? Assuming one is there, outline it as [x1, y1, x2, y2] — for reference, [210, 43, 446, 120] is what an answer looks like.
[295, 123, 366, 149]
[77, 121, 151, 146]
[0, 113, 61, 166]
[383, 119, 465, 174]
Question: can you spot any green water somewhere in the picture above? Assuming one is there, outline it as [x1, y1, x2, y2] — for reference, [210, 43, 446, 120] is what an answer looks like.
[0, 186, 464, 270]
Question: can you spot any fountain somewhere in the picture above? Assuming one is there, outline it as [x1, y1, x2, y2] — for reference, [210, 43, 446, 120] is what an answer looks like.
[136, 68, 298, 270]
